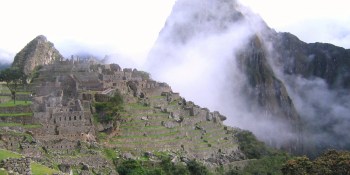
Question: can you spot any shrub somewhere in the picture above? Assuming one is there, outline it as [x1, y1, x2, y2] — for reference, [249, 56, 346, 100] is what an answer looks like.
[235, 130, 269, 159]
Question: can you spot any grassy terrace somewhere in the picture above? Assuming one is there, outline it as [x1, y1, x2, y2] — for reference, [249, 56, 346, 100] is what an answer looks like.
[125, 103, 151, 110]
[112, 135, 185, 145]
[0, 149, 61, 175]
[31, 162, 61, 175]
[0, 149, 22, 160]
[120, 112, 168, 119]
[149, 95, 165, 99]
[120, 125, 169, 130]
[0, 123, 41, 129]
[0, 101, 32, 107]
[0, 169, 7, 175]
[17, 91, 31, 95]
[0, 113, 33, 117]
[115, 130, 180, 140]
[169, 100, 180, 106]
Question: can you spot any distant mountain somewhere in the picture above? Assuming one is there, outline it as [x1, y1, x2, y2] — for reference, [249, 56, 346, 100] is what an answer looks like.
[0, 49, 13, 70]
[147, 0, 350, 155]
[12, 35, 63, 75]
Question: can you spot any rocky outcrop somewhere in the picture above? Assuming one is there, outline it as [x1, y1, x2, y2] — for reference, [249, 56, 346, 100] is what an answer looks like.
[12, 35, 63, 75]
[273, 32, 350, 89]
[237, 35, 302, 152]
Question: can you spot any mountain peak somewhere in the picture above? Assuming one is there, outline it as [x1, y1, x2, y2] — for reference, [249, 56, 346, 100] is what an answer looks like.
[34, 35, 48, 42]
[12, 35, 63, 75]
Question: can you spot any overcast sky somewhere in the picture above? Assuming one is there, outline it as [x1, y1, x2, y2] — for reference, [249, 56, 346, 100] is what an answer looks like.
[0, 0, 349, 64]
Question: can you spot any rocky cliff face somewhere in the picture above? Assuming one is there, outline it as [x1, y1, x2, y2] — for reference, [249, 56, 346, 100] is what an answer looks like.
[273, 32, 350, 89]
[12, 35, 63, 75]
[147, 0, 350, 155]
[268, 32, 350, 155]
[147, 0, 302, 152]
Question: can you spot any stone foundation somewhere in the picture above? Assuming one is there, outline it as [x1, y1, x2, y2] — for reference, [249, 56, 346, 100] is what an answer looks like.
[0, 157, 31, 175]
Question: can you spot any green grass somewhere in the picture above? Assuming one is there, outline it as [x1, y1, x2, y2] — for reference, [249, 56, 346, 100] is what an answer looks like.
[112, 136, 184, 145]
[150, 95, 165, 99]
[31, 162, 60, 175]
[17, 91, 31, 95]
[0, 169, 8, 175]
[0, 101, 32, 107]
[0, 113, 33, 117]
[0, 150, 59, 175]
[104, 148, 119, 160]
[97, 132, 108, 140]
[117, 130, 180, 139]
[0, 149, 21, 160]
[126, 103, 150, 110]
[0, 123, 42, 129]
[169, 100, 179, 106]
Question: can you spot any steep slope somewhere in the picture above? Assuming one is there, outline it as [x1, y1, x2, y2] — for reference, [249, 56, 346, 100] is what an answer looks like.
[147, 0, 350, 155]
[268, 32, 350, 155]
[12, 35, 63, 75]
[2, 36, 275, 173]
[273, 32, 350, 89]
[146, 0, 302, 153]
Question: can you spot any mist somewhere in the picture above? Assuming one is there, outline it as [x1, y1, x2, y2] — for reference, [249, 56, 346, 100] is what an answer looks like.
[274, 72, 350, 154]
[145, 0, 300, 149]
[144, 0, 350, 154]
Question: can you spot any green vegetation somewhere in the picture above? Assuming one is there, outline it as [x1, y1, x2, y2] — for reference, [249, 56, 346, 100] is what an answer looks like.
[0, 131, 34, 143]
[0, 169, 8, 175]
[94, 92, 123, 123]
[117, 130, 179, 139]
[150, 95, 164, 99]
[225, 130, 291, 175]
[29, 65, 43, 83]
[17, 91, 31, 95]
[31, 162, 60, 175]
[116, 157, 209, 175]
[0, 149, 21, 160]
[282, 150, 350, 175]
[0, 149, 60, 175]
[0, 113, 33, 117]
[169, 100, 179, 106]
[229, 152, 290, 175]
[235, 130, 269, 159]
[0, 122, 41, 128]
[104, 148, 119, 160]
[0, 100, 32, 107]
[126, 103, 150, 110]
[0, 67, 26, 104]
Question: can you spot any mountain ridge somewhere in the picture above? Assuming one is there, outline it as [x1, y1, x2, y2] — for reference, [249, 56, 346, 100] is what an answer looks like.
[12, 35, 63, 75]
[147, 0, 350, 156]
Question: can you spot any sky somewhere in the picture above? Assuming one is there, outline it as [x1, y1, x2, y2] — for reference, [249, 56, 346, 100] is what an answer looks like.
[0, 0, 349, 64]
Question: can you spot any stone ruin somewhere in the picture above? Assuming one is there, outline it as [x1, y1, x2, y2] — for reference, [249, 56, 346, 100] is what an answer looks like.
[0, 55, 234, 173]
[0, 157, 31, 175]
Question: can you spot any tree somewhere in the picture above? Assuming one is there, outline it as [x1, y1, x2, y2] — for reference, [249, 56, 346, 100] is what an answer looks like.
[281, 150, 350, 175]
[94, 91, 124, 123]
[187, 160, 211, 175]
[0, 67, 24, 104]
[281, 156, 313, 175]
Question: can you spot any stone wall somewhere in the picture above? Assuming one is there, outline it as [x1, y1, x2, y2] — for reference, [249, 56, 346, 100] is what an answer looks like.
[0, 106, 32, 114]
[0, 116, 35, 124]
[0, 157, 31, 175]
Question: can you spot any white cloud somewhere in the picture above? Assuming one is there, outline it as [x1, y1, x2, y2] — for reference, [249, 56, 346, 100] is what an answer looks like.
[0, 0, 175, 64]
[0, 0, 349, 65]
[239, 0, 350, 48]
